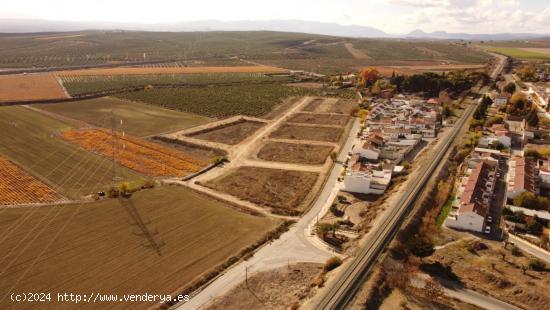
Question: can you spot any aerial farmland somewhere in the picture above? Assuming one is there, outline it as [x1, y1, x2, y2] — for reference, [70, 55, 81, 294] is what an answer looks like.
[2, 18, 541, 310]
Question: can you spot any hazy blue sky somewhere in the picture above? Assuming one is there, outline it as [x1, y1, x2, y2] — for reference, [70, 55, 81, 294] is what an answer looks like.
[2, 0, 549, 33]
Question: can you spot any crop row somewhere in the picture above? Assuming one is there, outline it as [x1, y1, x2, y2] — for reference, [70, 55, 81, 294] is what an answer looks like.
[0, 156, 60, 205]
[60, 129, 207, 177]
[59, 73, 287, 96]
[115, 83, 318, 118]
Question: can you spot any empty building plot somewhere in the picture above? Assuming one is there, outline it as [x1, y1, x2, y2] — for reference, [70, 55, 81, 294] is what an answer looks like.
[270, 124, 343, 143]
[257, 142, 333, 165]
[302, 98, 357, 115]
[187, 120, 264, 145]
[203, 166, 319, 214]
[287, 112, 350, 126]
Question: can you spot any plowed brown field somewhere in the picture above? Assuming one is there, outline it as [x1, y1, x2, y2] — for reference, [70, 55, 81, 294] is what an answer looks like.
[61, 129, 206, 177]
[0, 156, 60, 205]
[0, 74, 68, 102]
[58, 65, 287, 76]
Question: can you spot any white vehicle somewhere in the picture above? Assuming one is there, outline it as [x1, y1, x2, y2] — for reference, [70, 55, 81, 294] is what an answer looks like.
[485, 226, 491, 234]
[487, 216, 493, 223]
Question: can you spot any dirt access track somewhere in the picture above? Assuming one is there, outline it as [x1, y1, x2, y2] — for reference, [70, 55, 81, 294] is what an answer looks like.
[162, 97, 355, 217]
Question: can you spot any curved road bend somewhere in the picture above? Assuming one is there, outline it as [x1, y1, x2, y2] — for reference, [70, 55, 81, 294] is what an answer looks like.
[313, 102, 478, 310]
[176, 119, 361, 310]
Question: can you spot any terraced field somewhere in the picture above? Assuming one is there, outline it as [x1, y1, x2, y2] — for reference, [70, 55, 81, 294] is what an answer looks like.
[0, 186, 278, 310]
[36, 97, 211, 137]
[0, 106, 142, 198]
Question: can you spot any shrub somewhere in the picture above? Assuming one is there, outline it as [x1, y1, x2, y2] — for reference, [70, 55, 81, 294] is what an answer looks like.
[324, 256, 343, 272]
[529, 259, 546, 271]
[330, 204, 344, 217]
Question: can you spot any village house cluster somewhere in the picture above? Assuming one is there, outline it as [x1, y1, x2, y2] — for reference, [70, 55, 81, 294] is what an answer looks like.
[446, 80, 550, 247]
[343, 96, 441, 195]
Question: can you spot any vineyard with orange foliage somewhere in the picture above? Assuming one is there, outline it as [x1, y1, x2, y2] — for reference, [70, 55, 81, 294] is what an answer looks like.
[60, 129, 206, 177]
[0, 156, 60, 205]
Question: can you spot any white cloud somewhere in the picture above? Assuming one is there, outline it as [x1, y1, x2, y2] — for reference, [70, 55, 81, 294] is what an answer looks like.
[386, 0, 549, 33]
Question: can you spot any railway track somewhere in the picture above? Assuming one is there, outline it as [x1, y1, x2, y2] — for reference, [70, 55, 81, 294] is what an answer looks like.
[314, 101, 478, 310]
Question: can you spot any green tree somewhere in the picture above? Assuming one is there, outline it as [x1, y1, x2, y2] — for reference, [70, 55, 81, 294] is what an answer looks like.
[504, 82, 516, 94]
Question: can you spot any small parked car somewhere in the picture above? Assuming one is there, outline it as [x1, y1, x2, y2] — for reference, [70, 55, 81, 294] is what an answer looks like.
[485, 226, 491, 234]
[487, 216, 493, 223]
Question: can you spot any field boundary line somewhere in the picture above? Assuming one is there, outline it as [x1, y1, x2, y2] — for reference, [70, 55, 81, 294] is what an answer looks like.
[1, 155, 114, 302]
[0, 146, 105, 266]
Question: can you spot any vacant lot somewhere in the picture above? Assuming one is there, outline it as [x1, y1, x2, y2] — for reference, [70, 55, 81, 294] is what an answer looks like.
[151, 137, 227, 161]
[36, 97, 211, 137]
[287, 113, 349, 126]
[209, 263, 322, 310]
[115, 83, 317, 118]
[427, 238, 550, 310]
[257, 142, 333, 165]
[270, 124, 343, 143]
[302, 99, 356, 115]
[0, 107, 141, 198]
[0, 186, 277, 310]
[203, 167, 318, 212]
[0, 156, 60, 205]
[189, 121, 264, 145]
[0, 74, 67, 102]
[61, 129, 206, 177]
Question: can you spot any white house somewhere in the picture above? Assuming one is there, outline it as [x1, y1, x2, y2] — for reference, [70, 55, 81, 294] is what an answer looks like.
[352, 142, 380, 160]
[343, 157, 392, 194]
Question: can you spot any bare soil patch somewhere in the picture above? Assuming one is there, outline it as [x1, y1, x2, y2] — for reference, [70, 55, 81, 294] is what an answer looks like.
[0, 74, 67, 102]
[257, 142, 333, 165]
[203, 167, 319, 213]
[287, 113, 349, 126]
[0, 186, 277, 310]
[188, 120, 264, 145]
[344, 42, 371, 60]
[208, 263, 322, 310]
[427, 237, 550, 309]
[302, 99, 356, 115]
[270, 124, 343, 143]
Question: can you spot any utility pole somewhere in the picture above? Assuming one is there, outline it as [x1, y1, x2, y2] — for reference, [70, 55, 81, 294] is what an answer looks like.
[111, 111, 118, 186]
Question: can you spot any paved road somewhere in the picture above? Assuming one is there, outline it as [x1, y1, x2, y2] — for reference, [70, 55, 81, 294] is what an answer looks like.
[508, 234, 550, 263]
[176, 119, 361, 309]
[412, 273, 520, 310]
[444, 287, 520, 310]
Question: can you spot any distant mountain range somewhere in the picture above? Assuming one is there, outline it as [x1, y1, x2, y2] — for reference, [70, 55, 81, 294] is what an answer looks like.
[0, 18, 548, 41]
[405, 29, 549, 41]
